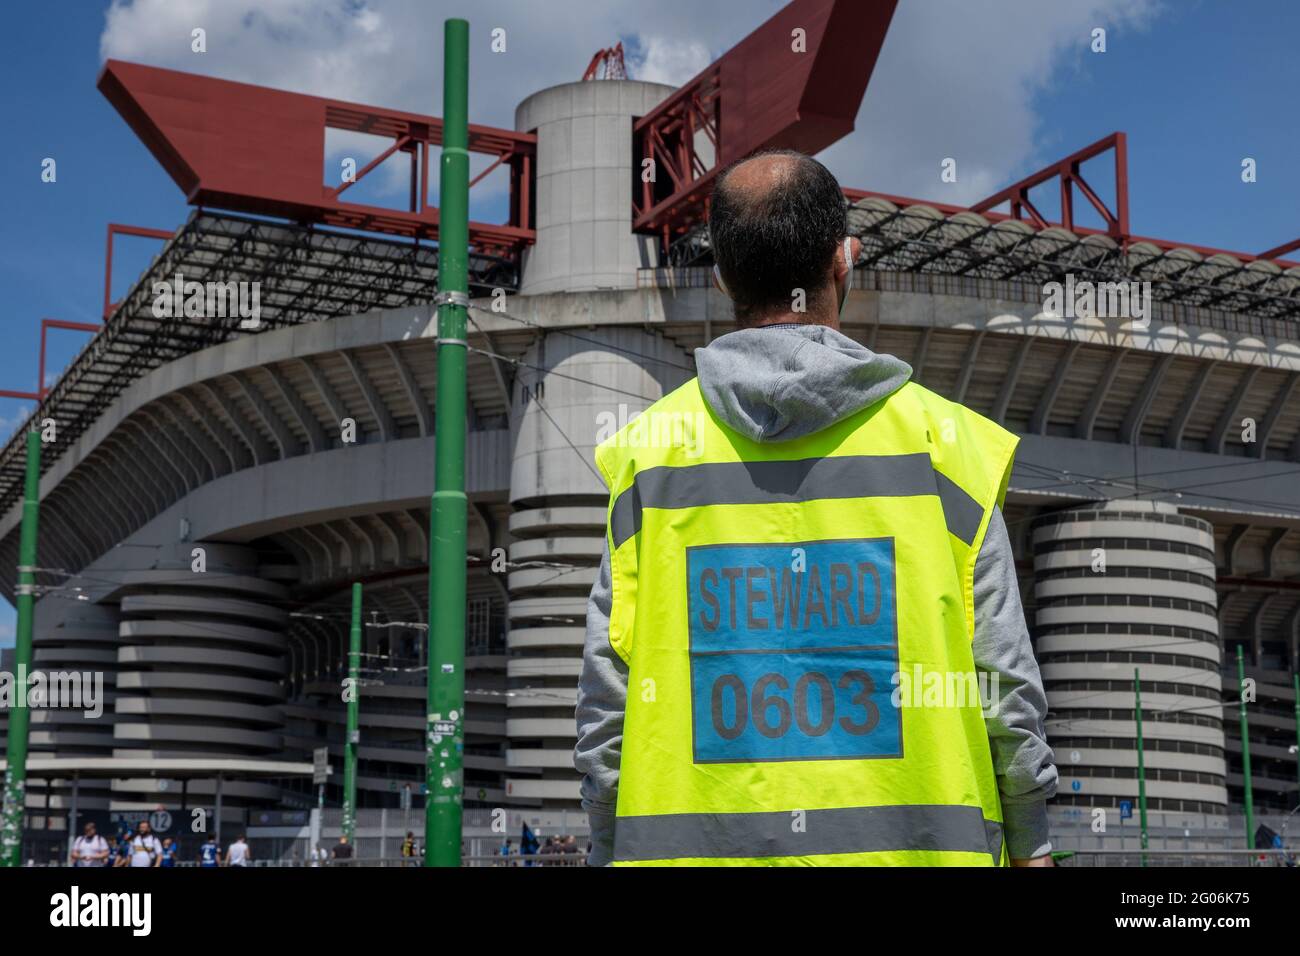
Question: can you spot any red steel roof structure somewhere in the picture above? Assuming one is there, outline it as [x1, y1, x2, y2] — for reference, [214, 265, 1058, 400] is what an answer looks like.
[633, 0, 898, 240]
[2, 0, 1299, 519]
[98, 59, 536, 254]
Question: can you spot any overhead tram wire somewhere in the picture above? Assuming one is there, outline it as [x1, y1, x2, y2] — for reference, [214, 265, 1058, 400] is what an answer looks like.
[1014, 453, 1300, 498]
[465, 304, 1300, 516]
[466, 301, 698, 373]
[1002, 456, 1300, 531]
[1030, 663, 1229, 711]
[462, 320, 1300, 519]
[466, 344, 662, 404]
[530, 396, 606, 486]
[25, 545, 601, 622]
[1044, 697, 1255, 735]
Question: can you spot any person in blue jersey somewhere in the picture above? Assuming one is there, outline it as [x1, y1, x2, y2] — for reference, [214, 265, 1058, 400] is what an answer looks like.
[199, 834, 220, 867]
[113, 833, 133, 868]
[160, 837, 178, 867]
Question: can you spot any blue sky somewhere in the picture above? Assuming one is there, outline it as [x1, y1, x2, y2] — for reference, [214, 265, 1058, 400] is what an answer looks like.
[1, 0, 1298, 643]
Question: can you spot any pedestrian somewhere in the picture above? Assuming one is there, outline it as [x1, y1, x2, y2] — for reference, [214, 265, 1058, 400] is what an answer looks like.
[400, 831, 416, 865]
[69, 821, 109, 867]
[159, 837, 178, 867]
[562, 834, 580, 865]
[126, 820, 163, 868]
[198, 834, 220, 867]
[224, 833, 251, 867]
[575, 150, 1057, 868]
[331, 834, 355, 866]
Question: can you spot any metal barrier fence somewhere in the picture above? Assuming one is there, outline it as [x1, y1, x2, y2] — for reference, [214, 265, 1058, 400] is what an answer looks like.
[1056, 848, 1297, 867]
[268, 854, 584, 867]
[37, 853, 581, 868]
[34, 850, 1300, 868]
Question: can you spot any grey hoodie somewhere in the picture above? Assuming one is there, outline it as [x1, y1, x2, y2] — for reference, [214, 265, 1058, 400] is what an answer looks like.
[575, 323, 1058, 865]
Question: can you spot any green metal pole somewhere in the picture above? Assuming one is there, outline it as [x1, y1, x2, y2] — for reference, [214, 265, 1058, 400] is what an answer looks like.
[1292, 671, 1300, 807]
[1238, 645, 1255, 851]
[425, 16, 469, 868]
[1133, 668, 1149, 867]
[342, 581, 362, 843]
[1, 430, 42, 867]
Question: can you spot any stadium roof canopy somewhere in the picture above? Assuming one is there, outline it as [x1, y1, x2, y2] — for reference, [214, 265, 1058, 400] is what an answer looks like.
[845, 196, 1300, 323]
[0, 212, 516, 520]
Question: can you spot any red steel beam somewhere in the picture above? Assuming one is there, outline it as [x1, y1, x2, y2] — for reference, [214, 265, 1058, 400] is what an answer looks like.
[1259, 237, 1300, 261]
[0, 317, 100, 408]
[40, 320, 100, 399]
[970, 132, 1130, 238]
[104, 222, 174, 320]
[329, 134, 413, 199]
[632, 0, 898, 239]
[97, 59, 536, 253]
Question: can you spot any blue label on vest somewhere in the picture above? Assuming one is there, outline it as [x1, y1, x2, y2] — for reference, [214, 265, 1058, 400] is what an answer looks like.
[687, 538, 901, 764]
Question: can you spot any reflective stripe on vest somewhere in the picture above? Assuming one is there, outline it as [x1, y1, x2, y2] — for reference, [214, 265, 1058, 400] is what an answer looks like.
[609, 453, 984, 549]
[614, 804, 1003, 864]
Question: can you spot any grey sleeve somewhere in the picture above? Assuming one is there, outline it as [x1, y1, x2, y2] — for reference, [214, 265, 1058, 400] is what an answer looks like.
[972, 506, 1058, 860]
[574, 540, 628, 867]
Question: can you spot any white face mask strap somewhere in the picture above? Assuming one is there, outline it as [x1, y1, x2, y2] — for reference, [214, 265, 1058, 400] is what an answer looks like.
[713, 263, 731, 298]
[839, 237, 853, 315]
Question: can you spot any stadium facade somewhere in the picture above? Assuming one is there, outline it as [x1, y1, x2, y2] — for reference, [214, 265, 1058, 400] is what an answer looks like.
[3, 0, 1300, 856]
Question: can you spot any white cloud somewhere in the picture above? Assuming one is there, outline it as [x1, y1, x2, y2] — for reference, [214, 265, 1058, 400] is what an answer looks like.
[98, 1, 759, 128]
[819, 0, 1162, 204]
[627, 36, 712, 86]
[99, 0, 1161, 207]
[0, 405, 32, 437]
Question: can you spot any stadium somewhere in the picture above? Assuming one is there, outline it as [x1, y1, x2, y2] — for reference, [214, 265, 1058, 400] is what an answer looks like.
[2, 0, 1299, 863]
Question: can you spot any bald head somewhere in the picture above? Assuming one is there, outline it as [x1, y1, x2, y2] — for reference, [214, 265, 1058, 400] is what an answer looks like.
[708, 149, 847, 325]
[721, 151, 802, 198]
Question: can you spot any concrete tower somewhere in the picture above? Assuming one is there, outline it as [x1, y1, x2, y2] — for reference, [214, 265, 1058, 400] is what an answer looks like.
[504, 79, 688, 805]
[514, 80, 672, 294]
[1032, 500, 1228, 818]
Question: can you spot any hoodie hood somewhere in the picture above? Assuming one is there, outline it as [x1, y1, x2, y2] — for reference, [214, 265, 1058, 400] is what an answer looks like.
[694, 324, 912, 443]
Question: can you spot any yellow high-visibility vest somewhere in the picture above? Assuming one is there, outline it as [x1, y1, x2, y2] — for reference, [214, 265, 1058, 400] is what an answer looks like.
[593, 377, 1018, 866]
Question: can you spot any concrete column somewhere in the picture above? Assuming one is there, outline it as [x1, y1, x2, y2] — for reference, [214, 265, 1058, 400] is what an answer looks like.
[514, 80, 674, 295]
[504, 329, 692, 806]
[112, 543, 288, 765]
[1032, 500, 1228, 820]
